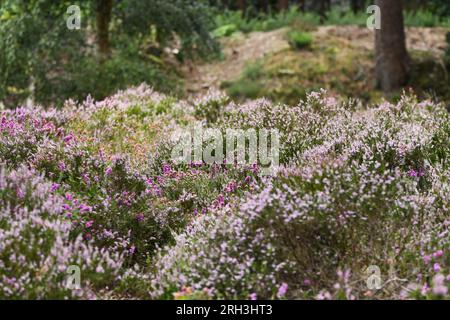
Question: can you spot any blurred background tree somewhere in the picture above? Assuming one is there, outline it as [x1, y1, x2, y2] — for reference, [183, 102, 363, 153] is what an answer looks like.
[0, 0, 448, 107]
[0, 0, 218, 107]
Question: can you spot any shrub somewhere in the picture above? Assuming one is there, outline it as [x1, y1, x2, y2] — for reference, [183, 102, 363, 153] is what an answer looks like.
[287, 31, 313, 50]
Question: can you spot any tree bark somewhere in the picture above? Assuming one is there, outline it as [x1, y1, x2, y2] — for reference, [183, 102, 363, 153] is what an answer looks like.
[350, 0, 364, 13]
[375, 0, 410, 93]
[277, 0, 289, 11]
[236, 0, 246, 11]
[96, 0, 113, 58]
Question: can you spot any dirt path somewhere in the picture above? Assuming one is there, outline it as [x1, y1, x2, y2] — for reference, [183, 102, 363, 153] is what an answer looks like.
[185, 26, 448, 96]
[185, 28, 290, 94]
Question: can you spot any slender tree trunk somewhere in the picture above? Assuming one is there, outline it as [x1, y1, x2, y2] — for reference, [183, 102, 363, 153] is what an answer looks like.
[350, 0, 364, 13]
[236, 0, 246, 11]
[277, 0, 289, 11]
[375, 0, 410, 93]
[96, 0, 113, 58]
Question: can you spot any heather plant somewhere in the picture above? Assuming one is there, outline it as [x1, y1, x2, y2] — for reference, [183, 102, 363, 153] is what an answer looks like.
[0, 165, 124, 299]
[0, 85, 449, 299]
[150, 91, 449, 300]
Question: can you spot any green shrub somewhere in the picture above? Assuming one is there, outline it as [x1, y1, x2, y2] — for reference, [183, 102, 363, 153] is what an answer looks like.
[212, 24, 238, 38]
[288, 31, 313, 50]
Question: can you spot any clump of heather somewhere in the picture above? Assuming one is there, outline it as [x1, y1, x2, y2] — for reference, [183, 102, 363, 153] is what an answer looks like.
[1, 84, 448, 300]
[0, 165, 124, 299]
[150, 92, 449, 300]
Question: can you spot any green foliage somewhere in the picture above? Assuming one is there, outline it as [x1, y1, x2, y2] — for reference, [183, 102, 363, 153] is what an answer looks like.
[211, 24, 238, 38]
[38, 46, 181, 105]
[213, 6, 305, 36]
[212, 6, 450, 38]
[0, 0, 218, 108]
[287, 31, 313, 50]
[117, 0, 219, 58]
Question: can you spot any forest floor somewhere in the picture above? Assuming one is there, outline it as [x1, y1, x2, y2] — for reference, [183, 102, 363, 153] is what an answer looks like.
[184, 25, 449, 104]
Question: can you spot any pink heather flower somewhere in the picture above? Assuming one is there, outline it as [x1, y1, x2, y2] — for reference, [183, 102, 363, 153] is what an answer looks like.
[81, 173, 90, 185]
[433, 263, 441, 272]
[85, 220, 94, 228]
[65, 193, 73, 201]
[432, 274, 448, 296]
[105, 167, 113, 176]
[63, 134, 74, 144]
[407, 169, 418, 177]
[16, 188, 25, 199]
[129, 246, 136, 255]
[58, 161, 66, 171]
[85, 233, 92, 240]
[79, 203, 92, 213]
[421, 283, 429, 295]
[277, 283, 288, 298]
[446, 275, 450, 282]
[66, 212, 73, 218]
[423, 255, 431, 263]
[62, 203, 71, 211]
[50, 183, 60, 192]
[135, 213, 145, 222]
[244, 176, 251, 184]
[157, 176, 164, 184]
[433, 250, 443, 258]
[225, 181, 237, 193]
[249, 293, 257, 300]
[162, 164, 172, 175]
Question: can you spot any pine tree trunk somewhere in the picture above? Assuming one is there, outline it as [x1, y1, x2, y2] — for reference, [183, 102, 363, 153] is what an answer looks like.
[96, 0, 113, 58]
[350, 0, 364, 13]
[277, 0, 289, 11]
[236, 0, 246, 11]
[375, 0, 410, 93]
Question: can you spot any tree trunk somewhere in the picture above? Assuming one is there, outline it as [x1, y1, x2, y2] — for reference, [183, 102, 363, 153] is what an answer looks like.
[96, 0, 113, 58]
[350, 0, 364, 13]
[236, 0, 246, 11]
[375, 0, 410, 93]
[277, 0, 289, 11]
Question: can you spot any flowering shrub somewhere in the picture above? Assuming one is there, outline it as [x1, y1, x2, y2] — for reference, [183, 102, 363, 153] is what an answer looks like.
[0, 84, 448, 299]
[0, 166, 124, 299]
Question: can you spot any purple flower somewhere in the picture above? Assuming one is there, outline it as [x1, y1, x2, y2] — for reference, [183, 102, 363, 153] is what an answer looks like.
[433, 263, 441, 272]
[433, 250, 443, 258]
[105, 167, 113, 176]
[50, 183, 60, 192]
[407, 169, 418, 177]
[16, 188, 25, 199]
[162, 164, 172, 175]
[79, 203, 92, 213]
[58, 161, 66, 171]
[85, 220, 94, 228]
[63, 134, 74, 144]
[225, 181, 237, 193]
[135, 213, 145, 222]
[277, 283, 288, 298]
[249, 293, 257, 300]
